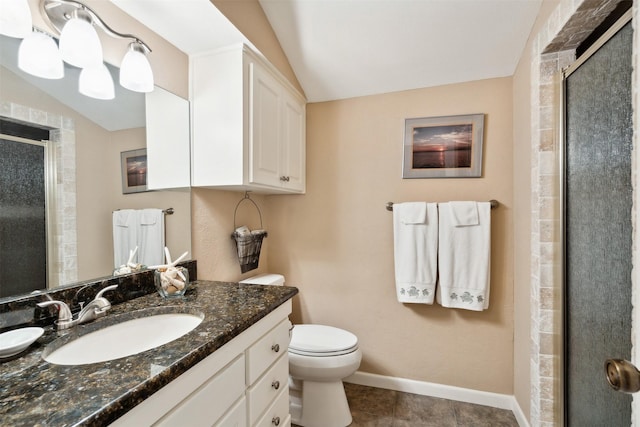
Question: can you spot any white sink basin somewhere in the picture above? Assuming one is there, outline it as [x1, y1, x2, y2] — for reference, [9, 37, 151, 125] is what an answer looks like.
[43, 312, 203, 365]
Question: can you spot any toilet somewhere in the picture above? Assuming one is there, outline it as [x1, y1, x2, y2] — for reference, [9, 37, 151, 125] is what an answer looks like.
[239, 274, 362, 427]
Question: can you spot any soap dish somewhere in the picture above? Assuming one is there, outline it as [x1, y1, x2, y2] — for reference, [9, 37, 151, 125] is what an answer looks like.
[0, 327, 44, 359]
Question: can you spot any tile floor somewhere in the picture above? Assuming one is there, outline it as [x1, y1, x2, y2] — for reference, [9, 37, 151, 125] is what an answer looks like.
[294, 383, 519, 427]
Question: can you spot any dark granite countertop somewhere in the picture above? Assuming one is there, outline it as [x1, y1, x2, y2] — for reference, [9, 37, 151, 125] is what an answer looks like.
[0, 280, 298, 426]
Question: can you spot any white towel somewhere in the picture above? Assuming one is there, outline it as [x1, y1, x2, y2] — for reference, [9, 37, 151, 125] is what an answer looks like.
[436, 202, 491, 311]
[393, 202, 438, 304]
[112, 210, 137, 268]
[137, 209, 165, 267]
[449, 201, 479, 226]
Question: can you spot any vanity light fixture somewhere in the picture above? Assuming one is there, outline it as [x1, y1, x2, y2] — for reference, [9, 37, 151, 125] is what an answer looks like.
[79, 63, 115, 100]
[57, 7, 103, 69]
[119, 41, 154, 93]
[41, 0, 154, 96]
[18, 29, 64, 79]
[0, 0, 33, 39]
[7, 0, 154, 99]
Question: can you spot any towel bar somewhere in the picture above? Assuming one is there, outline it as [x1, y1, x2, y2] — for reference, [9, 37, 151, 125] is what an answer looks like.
[386, 200, 499, 211]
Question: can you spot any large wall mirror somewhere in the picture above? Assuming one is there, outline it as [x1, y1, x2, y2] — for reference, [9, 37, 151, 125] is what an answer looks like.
[0, 33, 191, 301]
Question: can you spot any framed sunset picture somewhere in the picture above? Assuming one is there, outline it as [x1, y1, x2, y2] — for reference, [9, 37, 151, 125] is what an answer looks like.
[402, 114, 484, 178]
[120, 148, 148, 194]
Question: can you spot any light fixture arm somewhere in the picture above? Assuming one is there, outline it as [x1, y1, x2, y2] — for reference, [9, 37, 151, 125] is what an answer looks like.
[41, 0, 151, 53]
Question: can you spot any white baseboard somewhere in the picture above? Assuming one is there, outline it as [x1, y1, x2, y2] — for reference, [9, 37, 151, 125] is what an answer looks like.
[345, 371, 530, 427]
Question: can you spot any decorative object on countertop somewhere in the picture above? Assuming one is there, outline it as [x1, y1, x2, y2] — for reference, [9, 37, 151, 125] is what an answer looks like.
[0, 327, 44, 359]
[231, 192, 268, 273]
[151, 247, 189, 298]
[113, 247, 145, 276]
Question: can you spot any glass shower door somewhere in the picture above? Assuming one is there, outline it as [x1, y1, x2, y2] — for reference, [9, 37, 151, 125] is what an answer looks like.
[0, 137, 47, 297]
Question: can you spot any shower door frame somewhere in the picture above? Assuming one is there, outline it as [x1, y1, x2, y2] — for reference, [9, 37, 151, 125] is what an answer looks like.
[0, 132, 59, 290]
[558, 9, 634, 426]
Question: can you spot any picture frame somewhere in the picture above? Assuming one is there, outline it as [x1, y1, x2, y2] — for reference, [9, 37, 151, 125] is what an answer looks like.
[120, 148, 148, 194]
[402, 113, 485, 178]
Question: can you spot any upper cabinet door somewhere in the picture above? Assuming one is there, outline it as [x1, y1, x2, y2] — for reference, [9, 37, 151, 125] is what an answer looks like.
[280, 89, 305, 192]
[146, 87, 191, 190]
[250, 61, 282, 188]
[249, 59, 306, 192]
[190, 45, 306, 194]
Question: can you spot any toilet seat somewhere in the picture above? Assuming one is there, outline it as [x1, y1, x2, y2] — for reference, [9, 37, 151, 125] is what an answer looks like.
[289, 324, 358, 357]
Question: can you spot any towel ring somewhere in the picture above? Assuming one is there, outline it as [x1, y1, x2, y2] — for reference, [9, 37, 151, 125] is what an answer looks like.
[233, 191, 264, 230]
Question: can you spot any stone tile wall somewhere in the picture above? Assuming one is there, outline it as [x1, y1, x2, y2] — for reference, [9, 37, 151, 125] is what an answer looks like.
[528, 0, 631, 425]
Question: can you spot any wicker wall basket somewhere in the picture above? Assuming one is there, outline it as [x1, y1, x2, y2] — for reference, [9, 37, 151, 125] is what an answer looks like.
[231, 193, 267, 273]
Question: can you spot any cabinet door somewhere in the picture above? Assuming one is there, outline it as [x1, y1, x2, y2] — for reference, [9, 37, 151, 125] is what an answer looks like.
[249, 61, 282, 188]
[145, 86, 191, 189]
[280, 90, 305, 192]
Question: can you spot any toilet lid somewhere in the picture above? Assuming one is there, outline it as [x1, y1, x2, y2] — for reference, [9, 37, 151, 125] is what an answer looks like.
[289, 324, 358, 357]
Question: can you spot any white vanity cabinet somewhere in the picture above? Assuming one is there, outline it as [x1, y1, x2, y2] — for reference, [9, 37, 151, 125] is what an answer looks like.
[190, 44, 306, 194]
[110, 301, 292, 427]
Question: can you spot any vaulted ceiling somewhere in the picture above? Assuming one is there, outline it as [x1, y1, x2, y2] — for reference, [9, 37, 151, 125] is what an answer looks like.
[113, 0, 542, 103]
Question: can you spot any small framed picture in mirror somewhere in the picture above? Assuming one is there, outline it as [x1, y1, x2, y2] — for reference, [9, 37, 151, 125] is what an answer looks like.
[120, 148, 148, 194]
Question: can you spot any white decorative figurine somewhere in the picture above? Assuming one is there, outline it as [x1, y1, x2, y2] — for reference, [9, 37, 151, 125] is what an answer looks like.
[151, 247, 189, 297]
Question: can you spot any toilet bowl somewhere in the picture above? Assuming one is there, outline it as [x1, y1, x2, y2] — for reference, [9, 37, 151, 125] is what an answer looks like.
[239, 274, 362, 427]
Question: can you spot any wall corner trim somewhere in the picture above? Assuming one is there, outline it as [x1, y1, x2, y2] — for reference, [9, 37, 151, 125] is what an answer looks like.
[345, 371, 530, 427]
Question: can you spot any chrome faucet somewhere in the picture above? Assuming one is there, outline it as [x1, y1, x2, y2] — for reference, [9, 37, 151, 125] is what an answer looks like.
[37, 285, 118, 330]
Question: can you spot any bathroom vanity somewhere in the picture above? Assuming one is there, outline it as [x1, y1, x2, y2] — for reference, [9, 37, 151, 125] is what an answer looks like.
[0, 280, 298, 426]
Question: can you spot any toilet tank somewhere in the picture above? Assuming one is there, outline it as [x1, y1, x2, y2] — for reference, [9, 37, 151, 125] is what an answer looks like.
[239, 274, 285, 286]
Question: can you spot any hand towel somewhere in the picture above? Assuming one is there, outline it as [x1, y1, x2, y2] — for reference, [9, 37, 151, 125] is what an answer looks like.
[137, 209, 165, 267]
[112, 210, 137, 268]
[393, 202, 438, 304]
[449, 201, 479, 226]
[436, 202, 491, 311]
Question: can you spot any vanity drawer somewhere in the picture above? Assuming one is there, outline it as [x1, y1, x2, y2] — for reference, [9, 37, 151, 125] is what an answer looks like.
[215, 396, 247, 427]
[247, 320, 290, 384]
[248, 354, 289, 425]
[253, 387, 290, 427]
[157, 354, 245, 426]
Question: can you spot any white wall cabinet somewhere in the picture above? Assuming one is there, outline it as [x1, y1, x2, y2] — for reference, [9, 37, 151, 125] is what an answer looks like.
[145, 86, 191, 190]
[110, 301, 292, 427]
[191, 45, 306, 194]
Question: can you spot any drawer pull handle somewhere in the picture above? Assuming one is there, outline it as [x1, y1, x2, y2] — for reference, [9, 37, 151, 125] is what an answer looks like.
[272, 416, 281, 426]
[272, 380, 280, 390]
[272, 343, 280, 353]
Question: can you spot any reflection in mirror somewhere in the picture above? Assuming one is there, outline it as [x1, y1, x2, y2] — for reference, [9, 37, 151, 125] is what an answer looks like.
[0, 33, 191, 301]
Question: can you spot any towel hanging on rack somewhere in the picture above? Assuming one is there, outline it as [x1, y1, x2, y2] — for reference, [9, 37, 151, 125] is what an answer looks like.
[392, 202, 439, 304]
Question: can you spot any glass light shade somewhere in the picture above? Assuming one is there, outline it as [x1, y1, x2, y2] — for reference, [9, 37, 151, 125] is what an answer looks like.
[18, 31, 64, 79]
[0, 0, 32, 38]
[79, 64, 114, 100]
[59, 15, 102, 68]
[119, 43, 154, 93]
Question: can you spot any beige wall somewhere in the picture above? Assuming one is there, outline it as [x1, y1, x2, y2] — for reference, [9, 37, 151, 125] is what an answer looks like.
[265, 78, 515, 393]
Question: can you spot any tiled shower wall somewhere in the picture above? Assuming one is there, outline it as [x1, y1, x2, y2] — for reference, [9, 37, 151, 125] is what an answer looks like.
[528, 0, 632, 425]
[0, 101, 77, 288]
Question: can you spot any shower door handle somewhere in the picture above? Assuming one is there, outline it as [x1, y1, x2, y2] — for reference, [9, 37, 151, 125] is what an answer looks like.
[605, 359, 640, 393]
